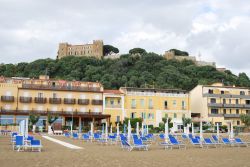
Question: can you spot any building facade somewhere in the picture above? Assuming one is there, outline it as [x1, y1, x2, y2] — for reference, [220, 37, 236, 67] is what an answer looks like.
[190, 83, 250, 126]
[0, 76, 110, 131]
[57, 40, 103, 59]
[120, 87, 190, 131]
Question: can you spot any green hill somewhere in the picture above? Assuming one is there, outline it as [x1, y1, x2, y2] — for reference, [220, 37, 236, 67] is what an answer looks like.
[0, 52, 249, 90]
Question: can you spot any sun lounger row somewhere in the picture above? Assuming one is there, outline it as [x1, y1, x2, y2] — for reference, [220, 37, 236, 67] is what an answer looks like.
[11, 134, 42, 152]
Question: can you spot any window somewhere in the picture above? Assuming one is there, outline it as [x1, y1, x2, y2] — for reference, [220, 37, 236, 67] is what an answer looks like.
[246, 100, 250, 105]
[141, 112, 146, 119]
[148, 113, 154, 119]
[230, 109, 232, 114]
[236, 99, 239, 104]
[140, 99, 144, 107]
[229, 99, 232, 104]
[174, 113, 177, 118]
[52, 82, 56, 87]
[164, 101, 168, 109]
[131, 112, 135, 119]
[182, 101, 186, 109]
[173, 100, 177, 107]
[211, 109, 219, 114]
[223, 109, 226, 114]
[208, 89, 213, 94]
[215, 122, 222, 126]
[52, 93, 57, 98]
[237, 121, 240, 125]
[110, 100, 114, 105]
[117, 99, 121, 104]
[149, 99, 153, 108]
[240, 91, 245, 95]
[131, 99, 136, 108]
[38, 93, 43, 98]
[210, 98, 216, 103]
[236, 109, 239, 114]
[223, 99, 226, 104]
[116, 116, 120, 122]
[221, 91, 224, 94]
[247, 110, 250, 115]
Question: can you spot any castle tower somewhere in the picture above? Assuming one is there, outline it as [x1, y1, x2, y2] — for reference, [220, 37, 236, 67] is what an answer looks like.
[57, 43, 69, 59]
[93, 40, 103, 59]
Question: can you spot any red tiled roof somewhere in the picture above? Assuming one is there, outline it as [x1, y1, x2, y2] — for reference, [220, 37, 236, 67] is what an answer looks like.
[104, 89, 123, 94]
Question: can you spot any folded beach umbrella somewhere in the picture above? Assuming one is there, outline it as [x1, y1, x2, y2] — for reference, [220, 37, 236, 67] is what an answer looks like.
[110, 124, 112, 134]
[230, 121, 234, 139]
[192, 123, 194, 136]
[128, 119, 131, 144]
[164, 118, 169, 140]
[117, 123, 119, 137]
[136, 122, 139, 136]
[91, 122, 94, 138]
[141, 122, 144, 137]
[199, 120, 203, 142]
[105, 121, 108, 141]
[217, 123, 220, 140]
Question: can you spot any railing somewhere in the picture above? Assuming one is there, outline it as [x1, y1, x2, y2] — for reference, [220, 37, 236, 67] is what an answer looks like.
[105, 104, 122, 108]
[203, 93, 250, 99]
[224, 114, 240, 118]
[223, 104, 244, 108]
[78, 99, 89, 105]
[34, 97, 47, 104]
[22, 84, 101, 92]
[131, 106, 136, 109]
[64, 98, 76, 104]
[148, 106, 153, 109]
[208, 114, 224, 117]
[207, 103, 223, 107]
[19, 96, 32, 103]
[1, 96, 15, 102]
[91, 100, 103, 105]
[49, 98, 62, 104]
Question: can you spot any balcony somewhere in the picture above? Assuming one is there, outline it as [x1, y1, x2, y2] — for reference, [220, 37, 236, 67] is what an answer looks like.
[22, 84, 101, 92]
[49, 98, 62, 104]
[105, 104, 122, 108]
[203, 93, 231, 98]
[78, 99, 90, 105]
[91, 99, 103, 105]
[223, 104, 244, 108]
[131, 105, 136, 109]
[1, 96, 15, 102]
[224, 114, 240, 118]
[19, 96, 32, 103]
[231, 95, 250, 99]
[64, 98, 76, 104]
[207, 103, 223, 107]
[34, 97, 47, 104]
[244, 104, 250, 108]
[208, 114, 224, 117]
[148, 106, 154, 109]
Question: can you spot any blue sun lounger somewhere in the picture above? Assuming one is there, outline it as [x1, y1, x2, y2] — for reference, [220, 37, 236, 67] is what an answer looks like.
[121, 139, 148, 151]
[234, 138, 250, 147]
[203, 138, 219, 148]
[73, 133, 79, 139]
[190, 137, 203, 148]
[13, 135, 25, 151]
[29, 139, 42, 152]
[169, 136, 186, 149]
[222, 138, 235, 146]
[82, 134, 90, 142]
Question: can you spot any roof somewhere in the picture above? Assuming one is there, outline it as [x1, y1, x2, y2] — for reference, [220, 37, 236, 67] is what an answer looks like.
[120, 87, 187, 94]
[104, 89, 123, 94]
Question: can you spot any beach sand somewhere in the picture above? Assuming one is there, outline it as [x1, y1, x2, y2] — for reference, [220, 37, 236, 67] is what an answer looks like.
[1, 134, 250, 167]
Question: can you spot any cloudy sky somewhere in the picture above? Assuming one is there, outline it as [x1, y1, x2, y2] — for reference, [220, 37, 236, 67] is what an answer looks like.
[0, 0, 250, 76]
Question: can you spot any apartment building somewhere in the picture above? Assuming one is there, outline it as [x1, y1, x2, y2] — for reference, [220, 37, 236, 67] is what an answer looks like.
[190, 83, 250, 126]
[120, 87, 190, 131]
[0, 76, 110, 130]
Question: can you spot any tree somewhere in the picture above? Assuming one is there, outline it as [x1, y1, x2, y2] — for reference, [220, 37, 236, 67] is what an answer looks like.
[129, 48, 147, 55]
[48, 113, 59, 125]
[236, 73, 250, 87]
[240, 114, 250, 128]
[182, 117, 192, 127]
[29, 114, 40, 133]
[103, 45, 119, 56]
[169, 49, 189, 56]
[124, 118, 142, 129]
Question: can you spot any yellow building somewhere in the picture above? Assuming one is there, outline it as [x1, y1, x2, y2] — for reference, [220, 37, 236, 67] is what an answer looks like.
[103, 90, 125, 126]
[0, 76, 110, 130]
[120, 87, 190, 131]
[190, 83, 250, 126]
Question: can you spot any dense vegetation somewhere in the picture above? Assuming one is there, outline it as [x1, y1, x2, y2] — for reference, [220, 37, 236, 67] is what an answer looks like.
[168, 49, 189, 56]
[0, 52, 250, 90]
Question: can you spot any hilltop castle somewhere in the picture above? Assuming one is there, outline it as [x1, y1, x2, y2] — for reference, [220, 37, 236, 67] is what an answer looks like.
[57, 40, 103, 59]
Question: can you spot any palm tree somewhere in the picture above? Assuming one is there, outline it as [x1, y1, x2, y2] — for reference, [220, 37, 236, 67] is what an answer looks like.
[29, 114, 40, 133]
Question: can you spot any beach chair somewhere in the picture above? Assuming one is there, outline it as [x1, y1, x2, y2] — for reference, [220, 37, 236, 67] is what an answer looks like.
[203, 138, 218, 148]
[121, 140, 133, 151]
[222, 138, 235, 147]
[159, 134, 165, 140]
[188, 134, 193, 139]
[64, 132, 70, 137]
[169, 136, 186, 149]
[181, 134, 188, 140]
[29, 140, 42, 152]
[108, 135, 117, 144]
[13, 135, 25, 151]
[159, 141, 173, 150]
[234, 138, 250, 147]
[82, 134, 90, 142]
[133, 139, 149, 151]
[190, 137, 203, 148]
[72, 133, 79, 139]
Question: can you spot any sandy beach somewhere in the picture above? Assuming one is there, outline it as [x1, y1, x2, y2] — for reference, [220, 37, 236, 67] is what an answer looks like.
[1, 134, 250, 167]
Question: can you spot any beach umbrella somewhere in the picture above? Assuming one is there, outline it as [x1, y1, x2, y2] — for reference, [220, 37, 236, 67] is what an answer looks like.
[230, 121, 234, 139]
[90, 122, 94, 139]
[199, 120, 203, 142]
[227, 122, 231, 137]
[110, 124, 112, 134]
[102, 124, 104, 135]
[216, 123, 220, 141]
[136, 122, 139, 136]
[192, 123, 194, 136]
[186, 124, 190, 135]
[128, 120, 131, 144]
[164, 118, 169, 140]
[123, 124, 126, 134]
[117, 123, 120, 138]
[105, 121, 108, 141]
[141, 122, 144, 137]
[146, 124, 149, 135]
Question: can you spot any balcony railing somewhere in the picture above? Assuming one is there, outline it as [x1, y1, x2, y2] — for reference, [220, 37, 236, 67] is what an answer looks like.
[1, 96, 15, 102]
[22, 84, 101, 92]
[223, 104, 244, 108]
[19, 96, 32, 103]
[34, 97, 47, 104]
[224, 114, 240, 118]
[78, 99, 89, 105]
[105, 104, 122, 108]
[244, 104, 250, 108]
[207, 103, 223, 107]
[91, 100, 103, 105]
[148, 106, 154, 109]
[208, 114, 224, 117]
[203, 93, 250, 99]
[64, 98, 76, 104]
[131, 105, 136, 109]
[49, 98, 62, 104]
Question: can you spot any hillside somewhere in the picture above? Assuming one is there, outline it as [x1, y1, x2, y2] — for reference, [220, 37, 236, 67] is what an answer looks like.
[0, 53, 250, 90]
